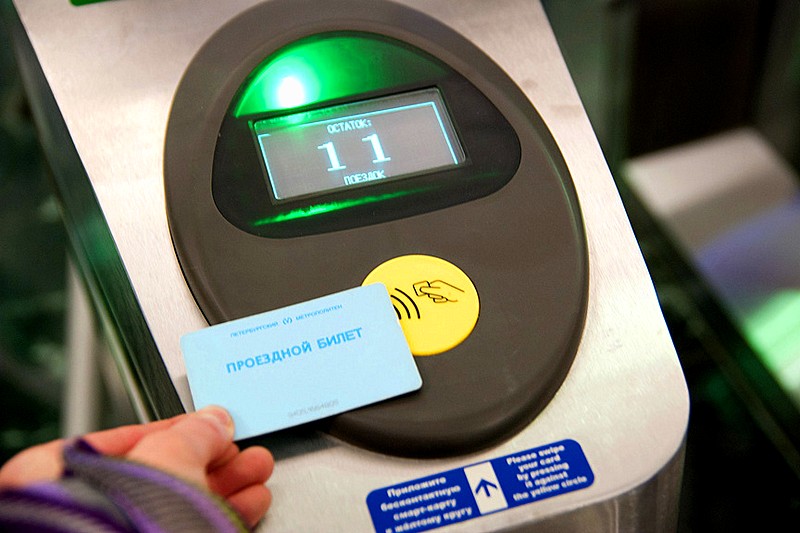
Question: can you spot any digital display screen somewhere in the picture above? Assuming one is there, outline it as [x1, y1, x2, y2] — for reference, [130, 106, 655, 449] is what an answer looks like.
[253, 89, 465, 202]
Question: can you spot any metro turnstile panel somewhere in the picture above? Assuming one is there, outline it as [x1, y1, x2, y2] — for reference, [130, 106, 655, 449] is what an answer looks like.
[7, 1, 688, 531]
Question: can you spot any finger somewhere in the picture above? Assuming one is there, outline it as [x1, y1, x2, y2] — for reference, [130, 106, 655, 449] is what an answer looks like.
[0, 439, 66, 488]
[126, 406, 235, 487]
[0, 416, 190, 488]
[208, 442, 240, 472]
[226, 483, 272, 529]
[84, 415, 187, 456]
[207, 446, 273, 498]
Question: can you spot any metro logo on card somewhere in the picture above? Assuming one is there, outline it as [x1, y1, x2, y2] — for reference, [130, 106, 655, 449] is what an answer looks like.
[181, 284, 422, 440]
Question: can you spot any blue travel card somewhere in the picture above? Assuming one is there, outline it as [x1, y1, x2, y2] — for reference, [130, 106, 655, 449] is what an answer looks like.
[181, 284, 422, 440]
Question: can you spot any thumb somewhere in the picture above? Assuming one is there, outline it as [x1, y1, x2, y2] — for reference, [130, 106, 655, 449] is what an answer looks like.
[126, 406, 235, 487]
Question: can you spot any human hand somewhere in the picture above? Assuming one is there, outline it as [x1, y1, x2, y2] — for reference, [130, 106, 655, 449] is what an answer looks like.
[0, 406, 273, 528]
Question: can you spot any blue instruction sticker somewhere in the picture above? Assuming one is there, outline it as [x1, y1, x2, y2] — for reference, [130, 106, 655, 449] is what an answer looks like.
[366, 439, 593, 532]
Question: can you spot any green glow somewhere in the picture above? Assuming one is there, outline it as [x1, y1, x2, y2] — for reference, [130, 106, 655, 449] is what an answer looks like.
[743, 290, 800, 373]
[739, 290, 800, 407]
[252, 190, 417, 226]
[240, 55, 322, 114]
[234, 34, 445, 117]
[276, 76, 309, 108]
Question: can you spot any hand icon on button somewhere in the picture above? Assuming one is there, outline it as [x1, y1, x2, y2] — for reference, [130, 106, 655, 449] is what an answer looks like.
[413, 280, 464, 303]
[363, 255, 479, 356]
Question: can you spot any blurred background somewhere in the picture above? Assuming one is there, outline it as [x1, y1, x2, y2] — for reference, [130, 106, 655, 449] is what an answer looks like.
[1, 0, 800, 530]
[0, 18, 66, 460]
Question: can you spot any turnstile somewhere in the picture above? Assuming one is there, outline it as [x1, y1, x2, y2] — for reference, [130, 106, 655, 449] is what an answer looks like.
[6, 1, 688, 531]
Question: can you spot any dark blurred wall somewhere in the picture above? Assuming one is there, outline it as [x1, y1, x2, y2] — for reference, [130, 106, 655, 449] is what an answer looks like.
[545, 0, 800, 173]
[754, 0, 800, 170]
[627, 0, 777, 156]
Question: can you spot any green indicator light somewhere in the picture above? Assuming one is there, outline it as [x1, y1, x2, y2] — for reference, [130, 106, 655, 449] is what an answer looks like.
[276, 76, 310, 108]
[70, 0, 114, 5]
[234, 34, 445, 117]
[239, 55, 322, 114]
[252, 190, 417, 226]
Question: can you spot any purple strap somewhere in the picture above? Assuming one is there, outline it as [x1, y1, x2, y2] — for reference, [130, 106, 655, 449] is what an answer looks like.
[0, 439, 249, 533]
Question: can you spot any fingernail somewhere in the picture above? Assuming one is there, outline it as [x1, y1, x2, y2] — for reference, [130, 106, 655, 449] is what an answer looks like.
[197, 405, 235, 439]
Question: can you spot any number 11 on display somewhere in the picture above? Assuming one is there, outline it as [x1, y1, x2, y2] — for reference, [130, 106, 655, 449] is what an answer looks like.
[318, 134, 392, 172]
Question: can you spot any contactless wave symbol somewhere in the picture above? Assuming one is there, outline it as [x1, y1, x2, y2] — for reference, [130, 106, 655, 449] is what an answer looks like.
[390, 288, 421, 321]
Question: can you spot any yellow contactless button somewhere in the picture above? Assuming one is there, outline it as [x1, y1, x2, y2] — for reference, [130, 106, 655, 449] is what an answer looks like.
[363, 255, 479, 356]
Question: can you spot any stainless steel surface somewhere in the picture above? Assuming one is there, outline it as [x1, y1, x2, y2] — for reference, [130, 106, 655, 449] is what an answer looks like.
[12, 0, 688, 530]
